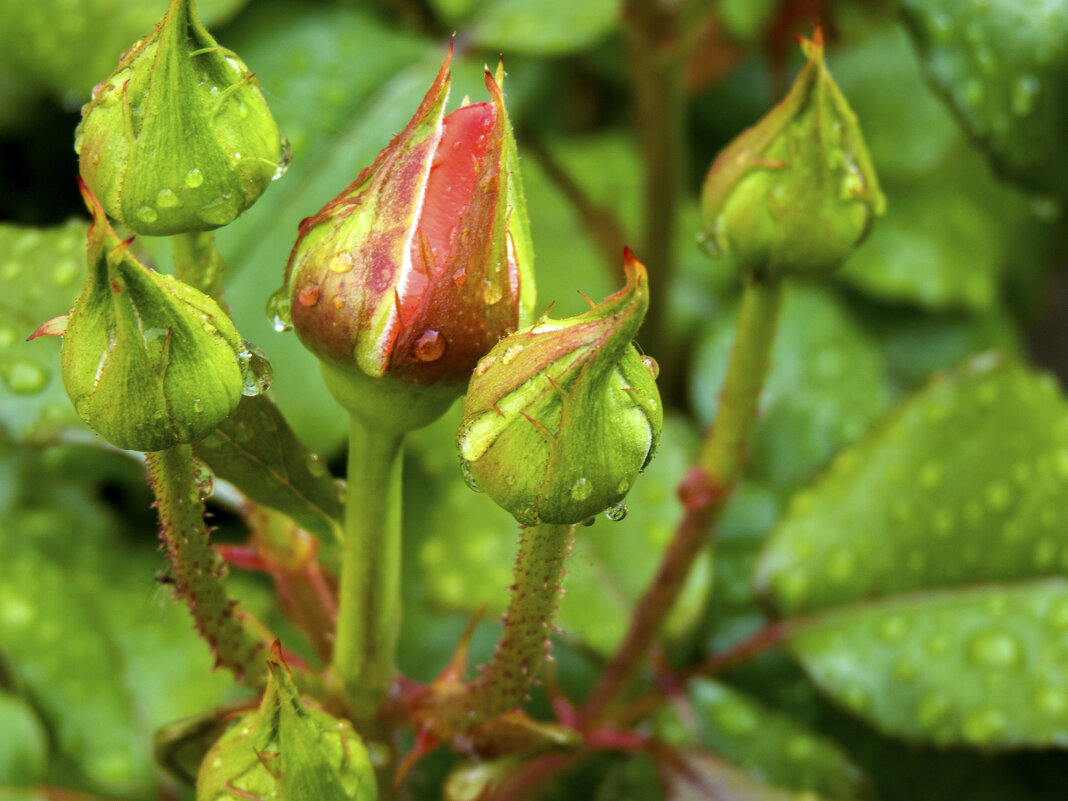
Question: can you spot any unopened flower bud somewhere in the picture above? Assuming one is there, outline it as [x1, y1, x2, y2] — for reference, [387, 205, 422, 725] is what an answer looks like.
[700, 29, 885, 279]
[56, 182, 244, 451]
[279, 51, 535, 428]
[458, 250, 662, 526]
[197, 643, 376, 801]
[75, 0, 287, 236]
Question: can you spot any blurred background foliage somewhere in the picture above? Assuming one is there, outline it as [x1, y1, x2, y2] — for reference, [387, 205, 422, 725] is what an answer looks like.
[2, 0, 1068, 799]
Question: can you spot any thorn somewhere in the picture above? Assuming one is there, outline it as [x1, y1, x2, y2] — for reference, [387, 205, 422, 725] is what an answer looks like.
[576, 290, 596, 309]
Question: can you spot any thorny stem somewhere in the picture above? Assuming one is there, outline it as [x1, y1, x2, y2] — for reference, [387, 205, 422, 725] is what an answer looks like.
[170, 230, 226, 298]
[331, 414, 405, 725]
[145, 444, 272, 690]
[624, 0, 687, 384]
[425, 523, 575, 732]
[584, 276, 784, 720]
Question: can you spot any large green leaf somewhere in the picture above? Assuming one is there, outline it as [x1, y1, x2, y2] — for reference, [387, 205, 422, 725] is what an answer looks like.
[657, 679, 869, 800]
[431, 0, 622, 55]
[0, 691, 48, 787]
[0, 0, 247, 103]
[788, 579, 1068, 747]
[657, 748, 835, 801]
[0, 221, 88, 439]
[692, 285, 894, 491]
[193, 395, 343, 544]
[898, 0, 1068, 196]
[756, 355, 1068, 617]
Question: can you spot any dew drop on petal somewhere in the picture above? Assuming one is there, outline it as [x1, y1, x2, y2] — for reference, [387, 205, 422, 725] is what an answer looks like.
[297, 284, 320, 307]
[642, 355, 659, 379]
[329, 252, 354, 273]
[184, 168, 204, 188]
[604, 502, 627, 522]
[266, 285, 293, 332]
[414, 329, 446, 362]
[570, 477, 592, 501]
[460, 459, 482, 492]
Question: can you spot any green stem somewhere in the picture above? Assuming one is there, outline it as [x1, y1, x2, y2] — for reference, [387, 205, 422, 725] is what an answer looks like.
[425, 523, 575, 733]
[170, 230, 226, 298]
[584, 276, 783, 720]
[145, 444, 271, 690]
[625, 0, 686, 379]
[330, 414, 405, 724]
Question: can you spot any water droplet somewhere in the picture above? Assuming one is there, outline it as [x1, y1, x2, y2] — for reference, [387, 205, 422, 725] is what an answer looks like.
[306, 453, 328, 478]
[1011, 75, 1041, 117]
[266, 286, 293, 332]
[184, 168, 204, 188]
[297, 284, 320, 307]
[604, 502, 627, 522]
[616, 478, 630, 494]
[413, 330, 445, 362]
[503, 475, 516, 486]
[193, 458, 215, 500]
[916, 690, 950, 728]
[460, 459, 482, 492]
[1034, 686, 1068, 715]
[199, 195, 234, 226]
[501, 344, 524, 364]
[967, 629, 1022, 669]
[273, 134, 293, 181]
[962, 707, 1005, 744]
[641, 355, 659, 379]
[985, 482, 1011, 511]
[328, 252, 354, 273]
[474, 354, 495, 376]
[570, 477, 592, 501]
[482, 279, 503, 305]
[877, 615, 907, 642]
[136, 205, 158, 223]
[155, 188, 179, 209]
[52, 259, 78, 287]
[1, 359, 48, 395]
[580, 516, 597, 527]
[238, 342, 273, 396]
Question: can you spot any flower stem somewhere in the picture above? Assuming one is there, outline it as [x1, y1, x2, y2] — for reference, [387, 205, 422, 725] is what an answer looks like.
[424, 523, 575, 732]
[170, 230, 226, 298]
[584, 276, 784, 720]
[145, 444, 271, 690]
[330, 413, 405, 724]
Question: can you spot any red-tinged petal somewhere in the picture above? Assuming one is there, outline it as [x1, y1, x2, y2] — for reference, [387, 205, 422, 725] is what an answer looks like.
[28, 315, 69, 340]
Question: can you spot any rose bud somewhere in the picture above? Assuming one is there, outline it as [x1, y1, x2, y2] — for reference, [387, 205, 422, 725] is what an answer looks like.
[458, 250, 662, 526]
[75, 0, 286, 236]
[196, 643, 376, 801]
[55, 181, 244, 452]
[280, 52, 536, 427]
[700, 28, 885, 279]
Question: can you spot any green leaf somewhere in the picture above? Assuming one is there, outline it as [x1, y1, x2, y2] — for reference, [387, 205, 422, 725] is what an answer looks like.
[692, 285, 894, 491]
[756, 355, 1068, 617]
[193, 395, 343, 543]
[0, 0, 248, 102]
[0, 221, 88, 439]
[657, 748, 835, 801]
[440, 0, 622, 55]
[657, 679, 869, 800]
[898, 0, 1068, 196]
[788, 578, 1068, 747]
[0, 691, 48, 786]
[0, 442, 237, 797]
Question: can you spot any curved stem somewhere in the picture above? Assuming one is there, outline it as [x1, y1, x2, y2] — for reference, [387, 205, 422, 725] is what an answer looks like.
[584, 276, 783, 720]
[330, 414, 405, 724]
[425, 523, 575, 732]
[170, 230, 226, 298]
[145, 444, 271, 690]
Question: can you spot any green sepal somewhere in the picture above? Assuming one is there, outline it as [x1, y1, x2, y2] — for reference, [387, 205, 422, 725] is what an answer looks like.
[76, 0, 284, 235]
[700, 29, 885, 279]
[196, 643, 377, 801]
[459, 251, 662, 525]
[60, 183, 243, 452]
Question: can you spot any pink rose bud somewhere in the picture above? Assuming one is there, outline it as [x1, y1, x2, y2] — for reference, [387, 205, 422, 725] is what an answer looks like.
[280, 51, 536, 403]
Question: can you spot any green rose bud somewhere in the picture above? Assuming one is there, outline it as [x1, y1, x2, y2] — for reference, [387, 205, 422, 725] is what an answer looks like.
[458, 250, 662, 526]
[197, 642, 377, 801]
[699, 28, 885, 279]
[56, 182, 244, 452]
[75, 0, 286, 236]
